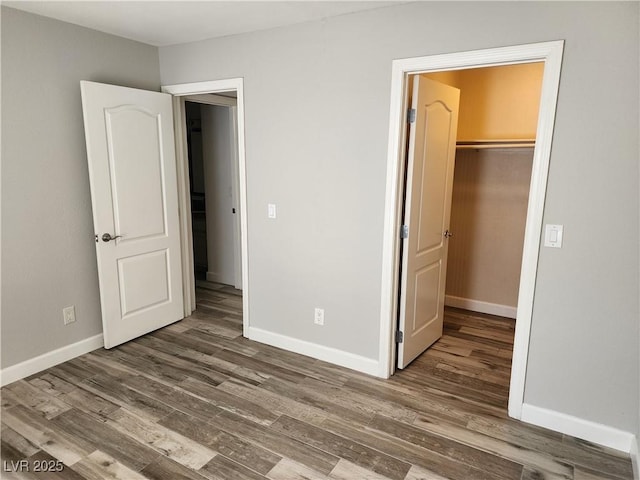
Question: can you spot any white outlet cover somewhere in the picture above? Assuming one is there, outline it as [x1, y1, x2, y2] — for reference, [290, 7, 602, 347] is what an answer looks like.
[63, 305, 76, 325]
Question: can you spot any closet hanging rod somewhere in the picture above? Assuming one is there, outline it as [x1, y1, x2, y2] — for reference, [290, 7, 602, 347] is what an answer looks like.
[456, 139, 536, 149]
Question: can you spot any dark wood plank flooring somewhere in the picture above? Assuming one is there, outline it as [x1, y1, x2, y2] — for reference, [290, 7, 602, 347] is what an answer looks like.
[1, 282, 634, 479]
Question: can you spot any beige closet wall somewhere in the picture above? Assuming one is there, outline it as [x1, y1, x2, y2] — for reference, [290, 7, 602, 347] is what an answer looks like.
[446, 148, 534, 313]
[427, 63, 544, 140]
[425, 64, 544, 315]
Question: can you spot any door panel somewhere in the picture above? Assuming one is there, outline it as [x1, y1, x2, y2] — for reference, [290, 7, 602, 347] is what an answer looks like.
[106, 106, 167, 240]
[417, 103, 452, 253]
[117, 249, 171, 317]
[412, 261, 441, 332]
[397, 76, 460, 369]
[81, 81, 184, 349]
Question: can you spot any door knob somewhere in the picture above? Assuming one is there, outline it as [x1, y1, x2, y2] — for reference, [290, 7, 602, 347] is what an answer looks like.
[444, 230, 453, 238]
[102, 233, 122, 242]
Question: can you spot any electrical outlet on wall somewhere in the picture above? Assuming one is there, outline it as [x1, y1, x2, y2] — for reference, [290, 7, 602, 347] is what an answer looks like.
[314, 307, 324, 326]
[63, 305, 76, 325]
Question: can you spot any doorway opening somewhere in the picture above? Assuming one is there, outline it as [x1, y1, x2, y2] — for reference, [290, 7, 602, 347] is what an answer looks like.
[379, 42, 564, 420]
[184, 96, 242, 290]
[162, 79, 249, 336]
[421, 63, 544, 321]
[395, 63, 544, 410]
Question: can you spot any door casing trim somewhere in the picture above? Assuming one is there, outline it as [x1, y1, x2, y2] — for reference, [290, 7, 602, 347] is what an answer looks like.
[162, 78, 249, 337]
[379, 41, 564, 420]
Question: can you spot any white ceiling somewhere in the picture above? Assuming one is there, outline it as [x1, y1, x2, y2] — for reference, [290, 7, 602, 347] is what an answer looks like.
[4, 1, 400, 47]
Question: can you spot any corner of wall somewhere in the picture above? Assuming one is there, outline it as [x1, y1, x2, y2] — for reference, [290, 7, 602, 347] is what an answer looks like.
[631, 435, 639, 480]
[521, 403, 636, 455]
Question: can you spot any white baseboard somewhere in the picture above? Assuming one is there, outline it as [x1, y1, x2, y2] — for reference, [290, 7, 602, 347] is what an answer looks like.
[521, 403, 635, 454]
[631, 436, 639, 480]
[445, 295, 517, 319]
[247, 327, 380, 377]
[206, 271, 220, 283]
[206, 271, 232, 285]
[0, 334, 104, 387]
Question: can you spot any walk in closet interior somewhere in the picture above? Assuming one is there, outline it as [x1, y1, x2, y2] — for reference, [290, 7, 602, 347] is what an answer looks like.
[423, 62, 545, 319]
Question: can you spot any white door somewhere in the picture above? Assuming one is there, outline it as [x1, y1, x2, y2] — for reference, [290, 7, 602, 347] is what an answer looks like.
[81, 81, 184, 349]
[397, 76, 460, 369]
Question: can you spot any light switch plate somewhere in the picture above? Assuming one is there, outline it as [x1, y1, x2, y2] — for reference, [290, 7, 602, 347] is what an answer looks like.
[268, 204, 277, 219]
[544, 224, 563, 248]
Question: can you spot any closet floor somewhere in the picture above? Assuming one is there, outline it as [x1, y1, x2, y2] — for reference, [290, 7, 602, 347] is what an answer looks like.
[1, 282, 634, 479]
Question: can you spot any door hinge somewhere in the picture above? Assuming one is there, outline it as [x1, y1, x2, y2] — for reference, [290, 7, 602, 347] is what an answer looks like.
[396, 331, 404, 343]
[407, 108, 416, 123]
[400, 224, 409, 239]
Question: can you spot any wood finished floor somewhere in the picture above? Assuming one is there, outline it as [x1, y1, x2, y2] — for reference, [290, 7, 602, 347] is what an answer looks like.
[1, 282, 634, 479]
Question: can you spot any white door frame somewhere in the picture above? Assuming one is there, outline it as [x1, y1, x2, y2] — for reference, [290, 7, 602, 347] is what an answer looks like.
[379, 41, 564, 420]
[162, 79, 249, 337]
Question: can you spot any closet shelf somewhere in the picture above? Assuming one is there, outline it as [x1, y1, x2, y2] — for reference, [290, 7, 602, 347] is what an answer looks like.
[456, 139, 535, 149]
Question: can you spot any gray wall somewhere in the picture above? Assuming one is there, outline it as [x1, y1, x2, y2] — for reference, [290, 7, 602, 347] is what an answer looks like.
[1, 8, 161, 367]
[159, 2, 639, 435]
